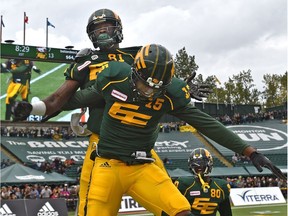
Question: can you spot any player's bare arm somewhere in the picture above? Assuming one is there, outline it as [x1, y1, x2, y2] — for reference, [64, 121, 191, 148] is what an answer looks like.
[11, 79, 80, 121]
[42, 80, 80, 115]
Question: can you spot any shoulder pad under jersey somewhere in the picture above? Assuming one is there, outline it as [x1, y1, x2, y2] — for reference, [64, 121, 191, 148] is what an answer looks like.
[167, 77, 188, 96]
[75, 48, 93, 62]
[165, 77, 191, 107]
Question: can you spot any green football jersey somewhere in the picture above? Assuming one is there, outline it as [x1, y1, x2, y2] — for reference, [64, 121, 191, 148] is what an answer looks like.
[91, 61, 191, 163]
[9, 59, 33, 84]
[63, 46, 141, 134]
[175, 176, 232, 216]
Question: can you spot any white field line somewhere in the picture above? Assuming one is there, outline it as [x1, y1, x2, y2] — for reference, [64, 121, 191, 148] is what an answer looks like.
[0, 63, 66, 100]
[231, 202, 287, 209]
[117, 203, 288, 216]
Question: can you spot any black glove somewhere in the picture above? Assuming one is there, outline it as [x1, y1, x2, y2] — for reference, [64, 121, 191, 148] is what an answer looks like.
[11, 101, 33, 121]
[250, 151, 287, 180]
[185, 72, 213, 101]
[41, 110, 62, 122]
[33, 68, 41, 74]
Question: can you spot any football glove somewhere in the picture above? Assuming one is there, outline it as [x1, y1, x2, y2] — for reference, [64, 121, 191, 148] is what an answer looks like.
[33, 68, 41, 74]
[250, 151, 287, 181]
[185, 72, 213, 101]
[11, 101, 33, 121]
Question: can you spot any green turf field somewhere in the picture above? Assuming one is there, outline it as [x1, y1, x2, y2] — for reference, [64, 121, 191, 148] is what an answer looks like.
[0, 60, 73, 121]
[67, 203, 287, 216]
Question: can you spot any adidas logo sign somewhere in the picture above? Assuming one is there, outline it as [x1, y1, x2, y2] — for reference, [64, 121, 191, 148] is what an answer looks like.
[100, 162, 111, 167]
[0, 204, 16, 216]
[37, 202, 59, 216]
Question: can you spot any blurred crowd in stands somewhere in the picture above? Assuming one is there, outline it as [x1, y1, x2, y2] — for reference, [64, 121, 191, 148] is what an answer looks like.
[26, 157, 76, 175]
[158, 110, 286, 133]
[1, 175, 286, 202]
[1, 159, 12, 169]
[227, 175, 287, 198]
[1, 126, 76, 140]
[231, 153, 251, 166]
[1, 183, 77, 200]
[216, 110, 287, 126]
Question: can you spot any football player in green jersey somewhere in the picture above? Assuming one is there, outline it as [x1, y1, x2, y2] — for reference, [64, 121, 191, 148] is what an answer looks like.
[13, 43, 286, 215]
[170, 148, 232, 216]
[2, 59, 41, 120]
[62, 10, 144, 216]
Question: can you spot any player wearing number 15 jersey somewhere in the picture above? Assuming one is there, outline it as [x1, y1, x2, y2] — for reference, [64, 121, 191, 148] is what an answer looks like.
[63, 45, 171, 215]
[172, 148, 232, 216]
[61, 44, 259, 215]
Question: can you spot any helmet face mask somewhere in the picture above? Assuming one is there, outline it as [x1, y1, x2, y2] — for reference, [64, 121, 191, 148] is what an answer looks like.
[87, 9, 123, 50]
[131, 44, 175, 102]
[132, 68, 167, 101]
[188, 148, 213, 176]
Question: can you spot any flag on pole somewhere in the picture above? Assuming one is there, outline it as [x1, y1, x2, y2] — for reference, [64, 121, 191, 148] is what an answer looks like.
[47, 19, 55, 28]
[23, 12, 28, 45]
[0, 15, 4, 43]
[1, 16, 5, 27]
[46, 18, 55, 47]
[214, 75, 221, 85]
[24, 12, 29, 24]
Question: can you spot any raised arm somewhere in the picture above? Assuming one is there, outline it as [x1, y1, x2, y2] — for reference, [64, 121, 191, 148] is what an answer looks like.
[11, 79, 79, 121]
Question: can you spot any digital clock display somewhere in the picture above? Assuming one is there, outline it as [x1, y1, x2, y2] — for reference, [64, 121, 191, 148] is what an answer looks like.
[1, 43, 79, 63]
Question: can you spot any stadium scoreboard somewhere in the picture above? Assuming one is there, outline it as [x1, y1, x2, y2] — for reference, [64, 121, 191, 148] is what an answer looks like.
[1, 43, 79, 63]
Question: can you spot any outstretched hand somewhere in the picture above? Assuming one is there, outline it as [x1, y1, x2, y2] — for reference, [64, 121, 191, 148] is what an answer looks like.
[185, 72, 213, 101]
[33, 68, 41, 74]
[11, 101, 33, 121]
[250, 151, 287, 181]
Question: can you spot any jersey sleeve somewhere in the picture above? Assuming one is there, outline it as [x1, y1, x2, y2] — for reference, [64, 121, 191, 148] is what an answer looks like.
[63, 48, 95, 85]
[166, 78, 192, 110]
[63, 61, 130, 110]
[63, 87, 105, 110]
[10, 65, 30, 74]
[64, 62, 88, 85]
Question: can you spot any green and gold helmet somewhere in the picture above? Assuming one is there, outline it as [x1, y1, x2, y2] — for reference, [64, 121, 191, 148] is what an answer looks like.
[86, 9, 123, 50]
[188, 148, 213, 176]
[131, 44, 175, 101]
